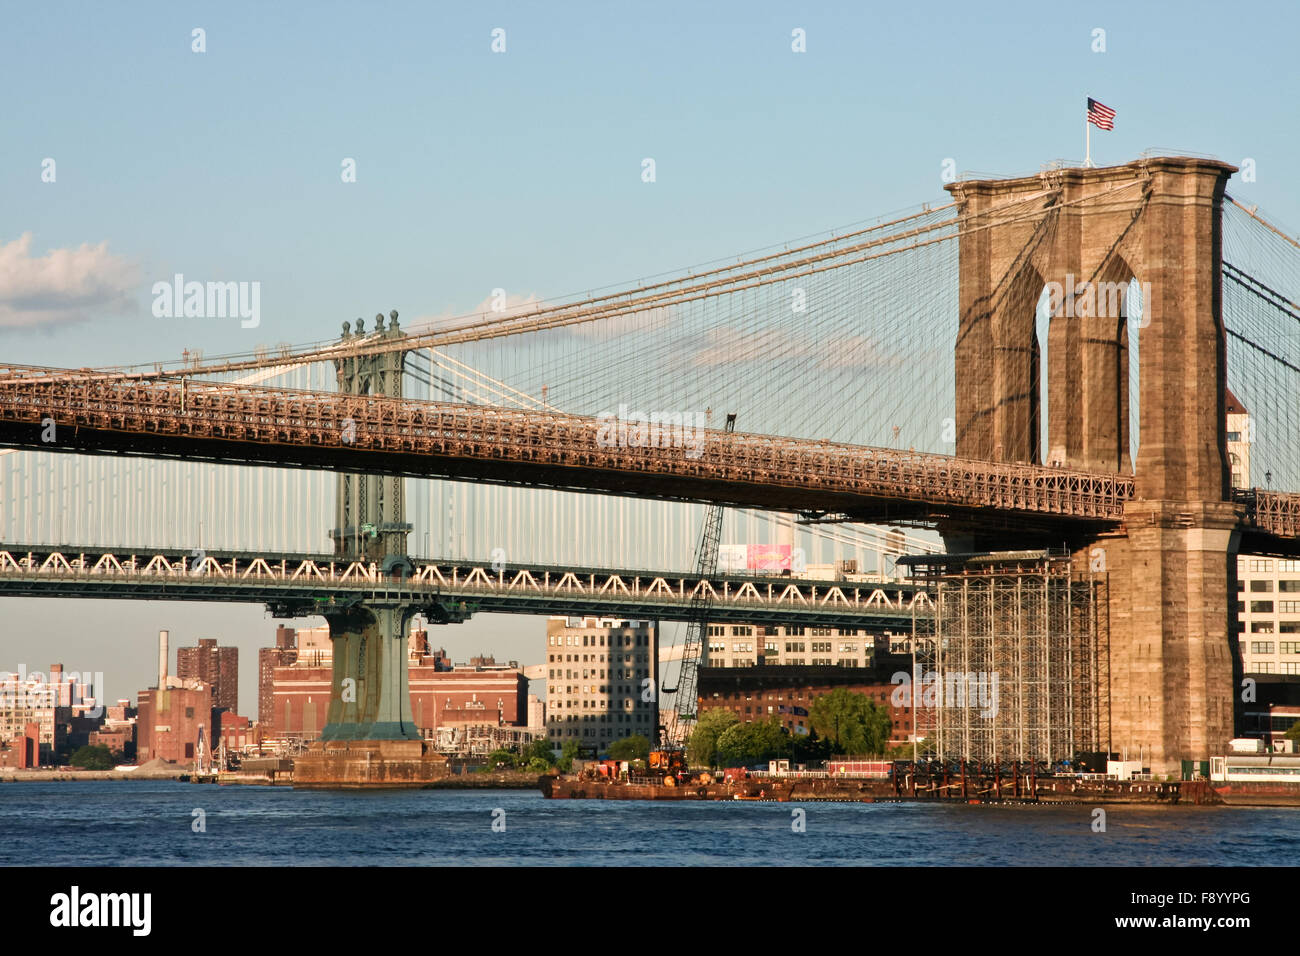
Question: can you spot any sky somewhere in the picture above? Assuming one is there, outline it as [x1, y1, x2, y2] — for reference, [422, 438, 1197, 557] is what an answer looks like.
[2, 1, 1298, 712]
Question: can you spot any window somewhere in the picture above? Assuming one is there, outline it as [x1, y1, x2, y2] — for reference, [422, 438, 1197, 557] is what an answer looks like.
[1280, 601, 1300, 614]
[1251, 580, 1274, 592]
[838, 642, 856, 653]
[185, 707, 194, 718]
[1251, 641, 1275, 654]
[1282, 663, 1300, 674]
[1250, 559, 1275, 573]
[1251, 601, 1274, 613]
[785, 642, 805, 653]
[1281, 642, 1300, 654]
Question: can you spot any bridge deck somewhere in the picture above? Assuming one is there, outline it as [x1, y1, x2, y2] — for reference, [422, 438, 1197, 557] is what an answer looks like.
[0, 544, 930, 627]
[0, 374, 1135, 529]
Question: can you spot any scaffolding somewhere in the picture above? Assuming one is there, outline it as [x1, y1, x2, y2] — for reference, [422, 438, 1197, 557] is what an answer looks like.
[905, 551, 1105, 764]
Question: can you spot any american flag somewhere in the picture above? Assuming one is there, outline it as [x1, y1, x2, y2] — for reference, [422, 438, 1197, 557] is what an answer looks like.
[1087, 97, 1116, 130]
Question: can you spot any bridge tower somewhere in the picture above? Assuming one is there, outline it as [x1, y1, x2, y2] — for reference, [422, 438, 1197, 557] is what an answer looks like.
[296, 311, 452, 786]
[945, 157, 1239, 774]
[331, 312, 412, 563]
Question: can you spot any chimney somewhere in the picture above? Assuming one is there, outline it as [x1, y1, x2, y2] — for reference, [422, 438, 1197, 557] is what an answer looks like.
[158, 630, 169, 688]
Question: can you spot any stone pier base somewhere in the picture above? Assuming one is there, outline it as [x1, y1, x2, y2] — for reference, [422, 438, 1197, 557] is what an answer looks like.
[293, 739, 449, 789]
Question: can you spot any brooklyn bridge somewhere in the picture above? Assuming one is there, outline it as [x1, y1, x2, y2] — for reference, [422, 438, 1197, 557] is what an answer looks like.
[3, 155, 1299, 778]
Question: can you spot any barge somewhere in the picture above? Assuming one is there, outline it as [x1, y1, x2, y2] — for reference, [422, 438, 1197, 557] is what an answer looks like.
[541, 761, 1188, 806]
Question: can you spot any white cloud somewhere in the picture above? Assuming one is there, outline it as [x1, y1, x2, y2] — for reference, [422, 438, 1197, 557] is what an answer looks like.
[0, 233, 138, 330]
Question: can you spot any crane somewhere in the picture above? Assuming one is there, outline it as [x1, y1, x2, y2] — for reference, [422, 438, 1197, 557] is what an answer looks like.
[651, 412, 736, 774]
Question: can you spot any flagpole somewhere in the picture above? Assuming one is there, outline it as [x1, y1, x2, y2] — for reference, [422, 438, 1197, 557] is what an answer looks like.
[1084, 112, 1092, 168]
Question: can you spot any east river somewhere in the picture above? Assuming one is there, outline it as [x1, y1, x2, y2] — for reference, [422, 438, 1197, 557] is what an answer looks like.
[2, 782, 1297, 866]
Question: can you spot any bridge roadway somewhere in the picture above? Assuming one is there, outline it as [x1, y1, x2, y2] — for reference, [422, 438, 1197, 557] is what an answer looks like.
[0, 543, 931, 628]
[0, 370, 1136, 533]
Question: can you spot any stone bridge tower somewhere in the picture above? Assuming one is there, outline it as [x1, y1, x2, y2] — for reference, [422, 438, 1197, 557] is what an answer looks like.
[945, 157, 1239, 773]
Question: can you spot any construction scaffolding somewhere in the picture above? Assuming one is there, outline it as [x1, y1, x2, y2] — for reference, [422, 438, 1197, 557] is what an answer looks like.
[904, 551, 1105, 764]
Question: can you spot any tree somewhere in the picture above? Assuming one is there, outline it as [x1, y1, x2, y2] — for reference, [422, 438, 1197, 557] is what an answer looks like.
[525, 756, 552, 773]
[69, 745, 114, 770]
[715, 717, 791, 767]
[607, 734, 651, 762]
[791, 728, 832, 763]
[557, 739, 581, 773]
[686, 708, 739, 768]
[1284, 722, 1300, 742]
[484, 748, 517, 771]
[809, 688, 892, 756]
[523, 738, 556, 765]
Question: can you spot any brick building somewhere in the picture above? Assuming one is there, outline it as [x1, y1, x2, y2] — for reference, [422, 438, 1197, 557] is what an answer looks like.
[696, 660, 916, 748]
[136, 680, 214, 764]
[0, 722, 39, 769]
[177, 638, 239, 713]
[268, 623, 524, 739]
[258, 625, 299, 731]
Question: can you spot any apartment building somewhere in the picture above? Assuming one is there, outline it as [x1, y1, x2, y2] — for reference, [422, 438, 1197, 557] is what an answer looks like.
[545, 617, 657, 750]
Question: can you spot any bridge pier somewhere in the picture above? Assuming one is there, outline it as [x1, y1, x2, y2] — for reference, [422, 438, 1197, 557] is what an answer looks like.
[319, 603, 420, 742]
[1080, 502, 1239, 773]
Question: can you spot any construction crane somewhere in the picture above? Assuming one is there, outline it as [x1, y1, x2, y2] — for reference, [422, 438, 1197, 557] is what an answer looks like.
[651, 412, 736, 774]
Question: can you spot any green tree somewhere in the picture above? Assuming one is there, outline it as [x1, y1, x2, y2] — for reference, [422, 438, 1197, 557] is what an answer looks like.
[809, 688, 892, 756]
[607, 734, 651, 762]
[791, 728, 832, 763]
[69, 744, 114, 770]
[715, 717, 791, 767]
[1284, 722, 1300, 742]
[484, 748, 518, 771]
[686, 708, 739, 768]
[557, 739, 581, 773]
[525, 756, 553, 773]
[523, 738, 556, 765]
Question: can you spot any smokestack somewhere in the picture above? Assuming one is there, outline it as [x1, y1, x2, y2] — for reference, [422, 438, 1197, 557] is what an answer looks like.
[158, 630, 169, 688]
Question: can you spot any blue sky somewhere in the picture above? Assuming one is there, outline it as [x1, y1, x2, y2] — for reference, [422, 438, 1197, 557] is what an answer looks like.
[2, 0, 1297, 709]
